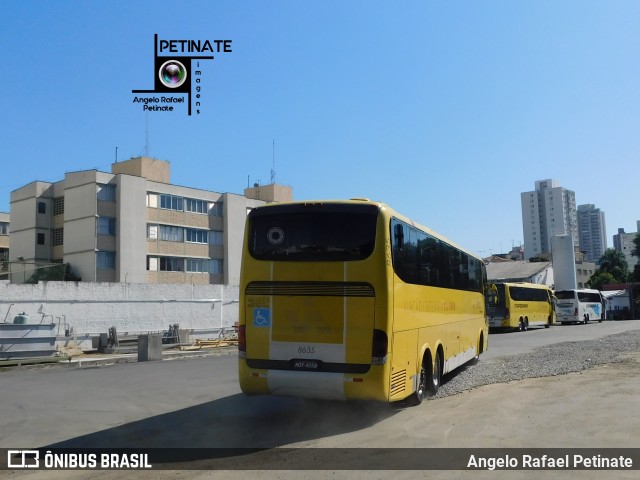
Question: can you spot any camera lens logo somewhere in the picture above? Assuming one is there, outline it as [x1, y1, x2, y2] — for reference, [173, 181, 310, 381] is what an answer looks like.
[159, 60, 188, 88]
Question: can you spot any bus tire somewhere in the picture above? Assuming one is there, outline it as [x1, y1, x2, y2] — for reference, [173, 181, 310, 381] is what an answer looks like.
[470, 333, 484, 365]
[427, 350, 442, 396]
[518, 319, 525, 332]
[407, 355, 430, 406]
[524, 318, 529, 330]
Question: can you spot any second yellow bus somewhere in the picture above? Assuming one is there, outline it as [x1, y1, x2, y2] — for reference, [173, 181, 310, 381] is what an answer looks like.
[487, 282, 555, 331]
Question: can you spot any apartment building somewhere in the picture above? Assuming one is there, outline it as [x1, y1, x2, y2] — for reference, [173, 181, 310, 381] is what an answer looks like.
[521, 179, 578, 259]
[9, 157, 292, 284]
[577, 204, 607, 263]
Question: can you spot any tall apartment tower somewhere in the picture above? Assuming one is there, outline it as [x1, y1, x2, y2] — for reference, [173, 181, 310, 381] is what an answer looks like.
[9, 157, 292, 285]
[521, 179, 578, 259]
[577, 204, 607, 263]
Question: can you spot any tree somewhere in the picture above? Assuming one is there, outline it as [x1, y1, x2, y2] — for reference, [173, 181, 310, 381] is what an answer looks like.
[632, 233, 640, 259]
[26, 263, 81, 284]
[595, 248, 629, 283]
[588, 249, 629, 290]
[588, 271, 616, 290]
[630, 234, 640, 282]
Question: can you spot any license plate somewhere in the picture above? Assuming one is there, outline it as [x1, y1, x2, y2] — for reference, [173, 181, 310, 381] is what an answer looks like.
[291, 359, 322, 370]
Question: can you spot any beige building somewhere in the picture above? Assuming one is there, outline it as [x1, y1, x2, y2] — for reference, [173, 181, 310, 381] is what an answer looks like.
[9, 157, 292, 284]
[574, 250, 596, 289]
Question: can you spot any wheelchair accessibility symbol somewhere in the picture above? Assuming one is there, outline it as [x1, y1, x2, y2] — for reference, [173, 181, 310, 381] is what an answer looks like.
[253, 308, 271, 327]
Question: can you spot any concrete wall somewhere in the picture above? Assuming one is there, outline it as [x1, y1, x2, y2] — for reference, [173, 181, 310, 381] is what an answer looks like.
[0, 281, 240, 338]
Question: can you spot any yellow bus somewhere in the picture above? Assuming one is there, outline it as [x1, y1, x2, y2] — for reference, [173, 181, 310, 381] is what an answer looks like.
[487, 282, 555, 331]
[238, 199, 488, 405]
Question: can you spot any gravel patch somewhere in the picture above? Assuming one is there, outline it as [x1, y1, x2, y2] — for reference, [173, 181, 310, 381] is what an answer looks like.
[434, 329, 640, 399]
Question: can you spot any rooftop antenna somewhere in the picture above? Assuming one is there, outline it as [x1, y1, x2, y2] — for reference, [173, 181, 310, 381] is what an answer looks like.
[270, 139, 276, 184]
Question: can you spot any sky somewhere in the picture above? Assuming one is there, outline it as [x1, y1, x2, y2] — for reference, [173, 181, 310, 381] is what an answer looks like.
[1, 0, 639, 258]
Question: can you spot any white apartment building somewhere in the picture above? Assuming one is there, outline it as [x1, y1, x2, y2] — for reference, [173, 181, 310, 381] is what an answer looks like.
[577, 204, 607, 263]
[521, 179, 578, 259]
[9, 157, 292, 284]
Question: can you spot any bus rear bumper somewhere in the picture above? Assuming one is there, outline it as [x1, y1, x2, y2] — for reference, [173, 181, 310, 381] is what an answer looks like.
[239, 361, 389, 402]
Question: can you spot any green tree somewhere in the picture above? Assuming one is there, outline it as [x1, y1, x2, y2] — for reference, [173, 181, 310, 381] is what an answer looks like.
[592, 249, 629, 286]
[587, 271, 616, 290]
[630, 234, 640, 282]
[26, 263, 81, 284]
[632, 233, 640, 259]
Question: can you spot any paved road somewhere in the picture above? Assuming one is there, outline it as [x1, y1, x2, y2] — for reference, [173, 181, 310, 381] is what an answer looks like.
[482, 319, 640, 360]
[1, 320, 639, 480]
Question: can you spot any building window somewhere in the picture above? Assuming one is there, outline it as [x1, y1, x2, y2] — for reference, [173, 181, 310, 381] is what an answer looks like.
[147, 225, 158, 239]
[38, 202, 46, 214]
[210, 259, 223, 274]
[97, 251, 116, 269]
[97, 217, 116, 235]
[209, 202, 223, 216]
[159, 256, 184, 272]
[159, 225, 184, 242]
[209, 230, 223, 245]
[186, 258, 209, 272]
[37, 233, 45, 245]
[0, 222, 9, 235]
[53, 197, 64, 216]
[185, 228, 208, 244]
[97, 184, 116, 202]
[160, 194, 183, 211]
[147, 257, 159, 271]
[52, 228, 64, 246]
[185, 198, 208, 214]
[147, 193, 159, 208]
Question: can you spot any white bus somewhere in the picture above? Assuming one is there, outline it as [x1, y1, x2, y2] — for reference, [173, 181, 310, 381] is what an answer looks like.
[554, 289, 604, 324]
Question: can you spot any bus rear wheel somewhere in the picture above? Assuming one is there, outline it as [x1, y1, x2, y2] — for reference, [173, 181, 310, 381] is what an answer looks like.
[427, 351, 442, 396]
[407, 352, 441, 406]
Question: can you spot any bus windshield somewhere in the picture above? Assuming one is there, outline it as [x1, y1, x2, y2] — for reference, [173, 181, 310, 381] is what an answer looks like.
[248, 203, 379, 261]
[488, 283, 506, 307]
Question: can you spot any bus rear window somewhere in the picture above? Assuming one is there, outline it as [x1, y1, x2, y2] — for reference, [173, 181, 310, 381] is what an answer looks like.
[578, 291, 602, 303]
[248, 203, 379, 261]
[555, 290, 576, 300]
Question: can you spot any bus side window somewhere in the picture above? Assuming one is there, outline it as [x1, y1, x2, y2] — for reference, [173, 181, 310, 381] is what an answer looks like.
[394, 222, 404, 248]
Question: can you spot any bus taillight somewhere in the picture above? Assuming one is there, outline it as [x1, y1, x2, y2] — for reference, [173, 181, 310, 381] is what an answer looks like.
[574, 307, 578, 316]
[504, 308, 510, 320]
[238, 325, 246, 359]
[372, 329, 388, 365]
